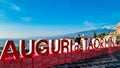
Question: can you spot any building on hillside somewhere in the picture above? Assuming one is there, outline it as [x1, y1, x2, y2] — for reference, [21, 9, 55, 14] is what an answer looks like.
[105, 22, 120, 38]
[116, 23, 120, 36]
[108, 32, 116, 38]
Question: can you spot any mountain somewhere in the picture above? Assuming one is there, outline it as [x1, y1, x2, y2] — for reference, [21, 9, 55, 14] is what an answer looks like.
[31, 26, 116, 39]
[64, 26, 115, 37]
[98, 26, 116, 30]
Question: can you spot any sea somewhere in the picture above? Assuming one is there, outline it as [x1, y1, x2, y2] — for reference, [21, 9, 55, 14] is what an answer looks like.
[0, 39, 30, 50]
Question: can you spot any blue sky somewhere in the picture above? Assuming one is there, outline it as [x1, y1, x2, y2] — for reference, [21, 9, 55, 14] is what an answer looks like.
[0, 0, 120, 38]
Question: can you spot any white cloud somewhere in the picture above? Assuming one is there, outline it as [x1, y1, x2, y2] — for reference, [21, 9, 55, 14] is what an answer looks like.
[10, 4, 21, 11]
[83, 21, 96, 29]
[0, 0, 21, 11]
[21, 17, 31, 22]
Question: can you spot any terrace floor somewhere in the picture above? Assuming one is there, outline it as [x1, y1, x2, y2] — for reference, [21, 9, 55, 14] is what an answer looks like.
[49, 52, 120, 68]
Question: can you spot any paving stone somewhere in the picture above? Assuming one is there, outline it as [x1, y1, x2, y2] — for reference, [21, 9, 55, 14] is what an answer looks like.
[49, 52, 120, 68]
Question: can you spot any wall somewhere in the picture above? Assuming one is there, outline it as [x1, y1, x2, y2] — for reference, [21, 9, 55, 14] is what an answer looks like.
[0, 45, 120, 68]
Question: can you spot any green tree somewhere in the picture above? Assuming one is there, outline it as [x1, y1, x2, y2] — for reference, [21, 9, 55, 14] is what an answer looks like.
[108, 29, 110, 34]
[97, 33, 106, 38]
[94, 31, 97, 38]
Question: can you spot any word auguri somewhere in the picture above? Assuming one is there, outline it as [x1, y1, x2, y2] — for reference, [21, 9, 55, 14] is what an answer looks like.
[0, 37, 118, 60]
